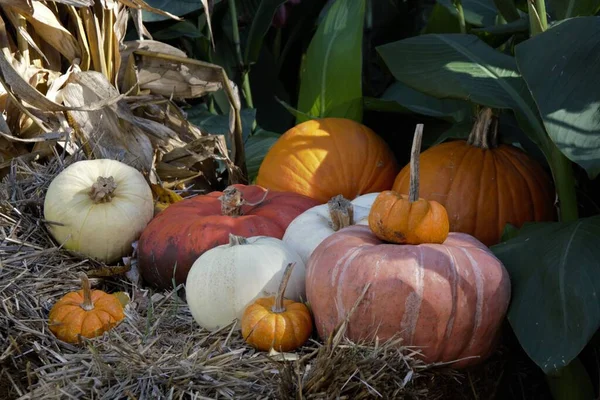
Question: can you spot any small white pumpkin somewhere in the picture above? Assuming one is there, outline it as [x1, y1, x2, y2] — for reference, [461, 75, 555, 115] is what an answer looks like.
[283, 193, 379, 263]
[44, 159, 154, 263]
[185, 234, 305, 331]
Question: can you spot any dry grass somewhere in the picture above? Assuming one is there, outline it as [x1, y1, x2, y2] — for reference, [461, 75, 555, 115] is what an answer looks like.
[0, 154, 507, 399]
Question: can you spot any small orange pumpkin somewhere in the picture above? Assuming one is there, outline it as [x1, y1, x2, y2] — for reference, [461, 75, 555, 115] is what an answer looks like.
[48, 272, 125, 344]
[368, 124, 449, 245]
[241, 262, 313, 352]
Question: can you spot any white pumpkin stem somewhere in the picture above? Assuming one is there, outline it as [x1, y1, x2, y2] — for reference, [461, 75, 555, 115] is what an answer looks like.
[327, 195, 354, 231]
[272, 262, 295, 313]
[78, 272, 94, 311]
[219, 186, 270, 216]
[228, 233, 248, 246]
[409, 124, 424, 203]
[89, 176, 117, 203]
[467, 107, 499, 150]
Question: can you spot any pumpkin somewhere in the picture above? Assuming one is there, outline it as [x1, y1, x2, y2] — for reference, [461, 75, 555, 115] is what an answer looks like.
[242, 262, 313, 352]
[48, 272, 125, 344]
[256, 118, 398, 203]
[283, 192, 379, 263]
[306, 225, 511, 368]
[392, 108, 556, 246]
[43, 159, 154, 263]
[369, 125, 449, 245]
[186, 234, 306, 331]
[137, 184, 319, 289]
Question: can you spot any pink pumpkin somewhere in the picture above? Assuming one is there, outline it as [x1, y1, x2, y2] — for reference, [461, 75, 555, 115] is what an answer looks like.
[305, 225, 511, 368]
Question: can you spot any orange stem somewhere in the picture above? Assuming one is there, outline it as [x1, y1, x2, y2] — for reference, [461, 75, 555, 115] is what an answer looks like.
[79, 272, 94, 311]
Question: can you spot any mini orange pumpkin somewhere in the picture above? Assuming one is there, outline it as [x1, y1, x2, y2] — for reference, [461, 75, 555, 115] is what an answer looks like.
[48, 272, 125, 344]
[241, 262, 313, 352]
[368, 124, 449, 245]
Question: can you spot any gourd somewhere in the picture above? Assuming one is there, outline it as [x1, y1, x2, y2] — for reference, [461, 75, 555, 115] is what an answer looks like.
[44, 159, 154, 263]
[392, 108, 556, 246]
[137, 184, 319, 289]
[242, 262, 313, 352]
[48, 272, 125, 344]
[283, 192, 379, 263]
[305, 224, 511, 368]
[368, 125, 449, 245]
[185, 235, 306, 331]
[256, 118, 398, 203]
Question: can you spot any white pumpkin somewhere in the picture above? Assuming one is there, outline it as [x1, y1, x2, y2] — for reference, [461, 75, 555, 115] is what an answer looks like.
[44, 158, 154, 263]
[185, 234, 305, 331]
[283, 193, 379, 263]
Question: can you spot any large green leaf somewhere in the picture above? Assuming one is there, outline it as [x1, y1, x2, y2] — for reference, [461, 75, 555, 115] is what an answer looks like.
[364, 81, 472, 123]
[491, 215, 600, 374]
[243, 0, 288, 65]
[245, 129, 280, 181]
[437, 0, 498, 27]
[515, 16, 600, 179]
[296, 0, 365, 123]
[547, 0, 600, 19]
[376, 34, 548, 148]
[142, 0, 206, 22]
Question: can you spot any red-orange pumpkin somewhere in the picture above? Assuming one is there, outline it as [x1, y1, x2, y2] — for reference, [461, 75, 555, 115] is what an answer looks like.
[306, 224, 511, 368]
[256, 118, 399, 203]
[137, 184, 319, 289]
[392, 108, 556, 246]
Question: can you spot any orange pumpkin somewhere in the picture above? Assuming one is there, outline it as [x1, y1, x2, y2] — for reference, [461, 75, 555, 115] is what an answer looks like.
[393, 108, 556, 246]
[369, 125, 449, 245]
[241, 262, 313, 352]
[256, 118, 398, 203]
[48, 273, 125, 344]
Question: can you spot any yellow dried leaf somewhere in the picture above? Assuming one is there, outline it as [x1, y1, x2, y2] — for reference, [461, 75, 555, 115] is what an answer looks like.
[150, 183, 183, 215]
[113, 291, 131, 308]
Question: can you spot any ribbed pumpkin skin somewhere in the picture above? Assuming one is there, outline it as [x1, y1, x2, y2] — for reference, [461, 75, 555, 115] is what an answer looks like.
[306, 225, 511, 368]
[256, 118, 398, 203]
[393, 141, 556, 246]
[137, 185, 319, 289]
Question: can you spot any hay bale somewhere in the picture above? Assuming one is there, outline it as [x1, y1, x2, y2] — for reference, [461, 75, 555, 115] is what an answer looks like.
[0, 155, 507, 399]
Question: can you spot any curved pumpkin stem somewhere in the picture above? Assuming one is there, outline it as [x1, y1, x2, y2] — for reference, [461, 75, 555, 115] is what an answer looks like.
[327, 195, 354, 231]
[78, 272, 94, 311]
[467, 107, 499, 150]
[228, 233, 248, 246]
[272, 262, 295, 313]
[219, 186, 269, 216]
[89, 176, 117, 203]
[409, 124, 424, 203]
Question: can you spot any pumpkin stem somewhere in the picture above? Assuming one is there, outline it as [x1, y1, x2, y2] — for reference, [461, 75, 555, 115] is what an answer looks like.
[327, 195, 354, 231]
[89, 176, 117, 203]
[272, 262, 295, 313]
[409, 124, 424, 203]
[219, 186, 270, 216]
[78, 272, 94, 311]
[467, 107, 499, 149]
[228, 233, 248, 246]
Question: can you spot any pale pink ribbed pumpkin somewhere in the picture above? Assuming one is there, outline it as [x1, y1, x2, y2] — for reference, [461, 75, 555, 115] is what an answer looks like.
[305, 225, 511, 368]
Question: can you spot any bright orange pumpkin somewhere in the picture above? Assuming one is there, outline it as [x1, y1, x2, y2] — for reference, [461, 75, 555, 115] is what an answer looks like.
[369, 125, 449, 245]
[256, 118, 398, 203]
[393, 109, 556, 246]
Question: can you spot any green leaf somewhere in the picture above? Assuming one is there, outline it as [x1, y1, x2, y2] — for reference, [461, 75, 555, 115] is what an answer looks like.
[493, 0, 521, 22]
[244, 0, 288, 65]
[437, 0, 498, 27]
[491, 215, 600, 374]
[375, 81, 473, 123]
[245, 129, 280, 181]
[296, 0, 365, 123]
[472, 16, 529, 35]
[151, 20, 205, 40]
[376, 34, 548, 148]
[547, 0, 600, 19]
[141, 0, 206, 22]
[422, 3, 462, 34]
[187, 106, 256, 142]
[515, 16, 600, 179]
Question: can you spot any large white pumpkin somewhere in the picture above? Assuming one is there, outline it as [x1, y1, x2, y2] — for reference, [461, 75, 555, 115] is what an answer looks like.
[44, 158, 154, 263]
[185, 235, 305, 331]
[283, 193, 379, 263]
